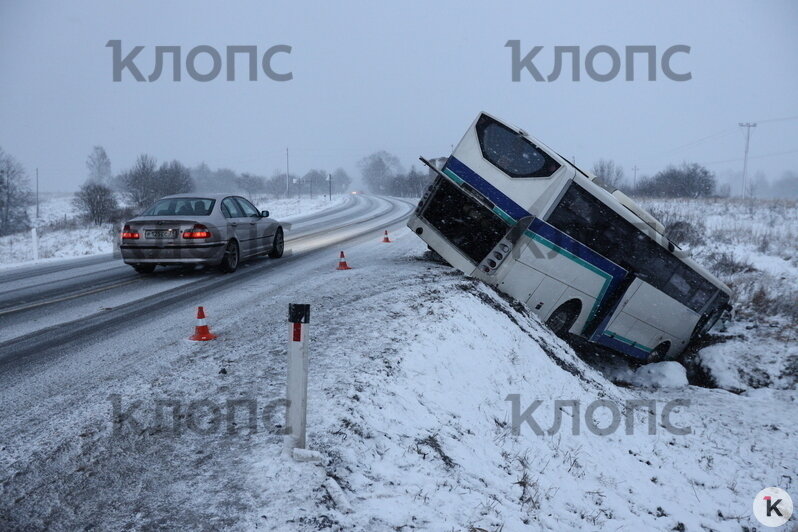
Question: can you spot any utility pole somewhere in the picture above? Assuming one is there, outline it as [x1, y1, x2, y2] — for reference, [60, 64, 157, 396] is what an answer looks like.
[285, 148, 290, 199]
[632, 165, 639, 190]
[35, 168, 39, 220]
[328, 173, 332, 200]
[1, 169, 7, 230]
[738, 122, 757, 198]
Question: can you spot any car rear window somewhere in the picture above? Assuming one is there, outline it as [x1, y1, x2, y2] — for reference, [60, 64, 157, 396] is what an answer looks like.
[143, 198, 215, 216]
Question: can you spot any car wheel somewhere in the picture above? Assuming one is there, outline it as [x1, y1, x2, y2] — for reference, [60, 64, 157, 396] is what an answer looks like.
[545, 301, 580, 338]
[269, 228, 284, 259]
[219, 240, 239, 273]
[133, 264, 156, 274]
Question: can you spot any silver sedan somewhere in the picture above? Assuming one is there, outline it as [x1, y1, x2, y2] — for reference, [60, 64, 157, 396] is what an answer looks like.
[120, 193, 284, 273]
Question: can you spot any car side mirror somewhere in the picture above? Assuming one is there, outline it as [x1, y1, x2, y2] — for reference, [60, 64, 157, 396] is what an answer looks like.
[261, 210, 269, 218]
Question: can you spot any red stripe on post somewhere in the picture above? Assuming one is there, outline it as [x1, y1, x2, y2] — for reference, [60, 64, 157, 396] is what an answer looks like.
[292, 322, 302, 342]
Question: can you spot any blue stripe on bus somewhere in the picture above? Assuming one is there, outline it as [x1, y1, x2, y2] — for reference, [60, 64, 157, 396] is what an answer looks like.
[445, 157, 530, 220]
[595, 334, 652, 359]
[443, 156, 653, 360]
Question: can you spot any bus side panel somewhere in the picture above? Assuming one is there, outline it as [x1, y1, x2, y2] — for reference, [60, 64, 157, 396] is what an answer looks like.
[496, 260, 546, 304]
[600, 279, 700, 358]
[527, 277, 568, 317]
[512, 238, 609, 333]
[618, 281, 700, 350]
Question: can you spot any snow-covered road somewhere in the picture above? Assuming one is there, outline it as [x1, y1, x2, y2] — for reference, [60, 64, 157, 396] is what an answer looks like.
[0, 194, 416, 527]
[0, 195, 412, 358]
[1, 195, 795, 531]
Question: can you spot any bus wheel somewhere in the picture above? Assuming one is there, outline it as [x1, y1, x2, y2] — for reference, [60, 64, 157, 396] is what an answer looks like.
[545, 301, 580, 338]
[647, 342, 672, 363]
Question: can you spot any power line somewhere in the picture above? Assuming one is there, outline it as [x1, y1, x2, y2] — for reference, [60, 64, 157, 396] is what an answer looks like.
[754, 114, 798, 125]
[699, 147, 798, 166]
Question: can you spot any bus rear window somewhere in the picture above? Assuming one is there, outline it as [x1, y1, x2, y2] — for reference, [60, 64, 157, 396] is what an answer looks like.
[422, 177, 509, 264]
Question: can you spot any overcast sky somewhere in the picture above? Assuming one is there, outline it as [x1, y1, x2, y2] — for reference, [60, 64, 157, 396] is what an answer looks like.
[1, 0, 796, 193]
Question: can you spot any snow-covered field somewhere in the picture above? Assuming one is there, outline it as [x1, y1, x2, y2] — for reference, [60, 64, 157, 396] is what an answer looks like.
[2, 197, 795, 531]
[0, 194, 348, 266]
[636, 197, 798, 393]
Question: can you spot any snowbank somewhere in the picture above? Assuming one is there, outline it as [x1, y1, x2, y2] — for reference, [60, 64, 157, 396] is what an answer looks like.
[241, 235, 795, 531]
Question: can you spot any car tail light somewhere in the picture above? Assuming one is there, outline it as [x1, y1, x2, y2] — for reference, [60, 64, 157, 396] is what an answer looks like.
[121, 224, 139, 239]
[183, 224, 211, 239]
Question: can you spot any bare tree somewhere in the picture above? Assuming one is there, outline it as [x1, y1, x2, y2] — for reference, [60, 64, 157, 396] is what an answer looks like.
[235, 173, 266, 199]
[301, 169, 327, 198]
[405, 166, 431, 197]
[358, 151, 403, 193]
[73, 182, 119, 225]
[120, 156, 195, 209]
[265, 172, 291, 198]
[0, 146, 31, 236]
[331, 168, 352, 194]
[86, 146, 112, 185]
[120, 154, 159, 209]
[157, 160, 194, 196]
[591, 159, 625, 189]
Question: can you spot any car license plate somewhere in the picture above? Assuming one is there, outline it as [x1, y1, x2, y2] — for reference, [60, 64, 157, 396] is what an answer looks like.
[145, 229, 177, 239]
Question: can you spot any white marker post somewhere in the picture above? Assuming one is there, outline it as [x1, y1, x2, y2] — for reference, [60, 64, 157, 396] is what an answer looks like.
[286, 303, 310, 450]
[31, 227, 39, 261]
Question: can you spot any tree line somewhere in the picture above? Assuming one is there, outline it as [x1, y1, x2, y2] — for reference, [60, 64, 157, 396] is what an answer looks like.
[73, 147, 354, 225]
[590, 158, 718, 198]
[357, 151, 432, 197]
[2, 141, 793, 238]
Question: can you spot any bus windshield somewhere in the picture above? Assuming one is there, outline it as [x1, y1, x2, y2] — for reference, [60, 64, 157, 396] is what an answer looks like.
[476, 114, 561, 178]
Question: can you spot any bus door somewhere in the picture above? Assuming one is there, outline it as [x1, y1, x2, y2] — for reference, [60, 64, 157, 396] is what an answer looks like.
[589, 278, 670, 360]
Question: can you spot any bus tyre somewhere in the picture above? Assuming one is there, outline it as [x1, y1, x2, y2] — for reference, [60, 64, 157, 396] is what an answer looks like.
[545, 302, 580, 338]
[647, 342, 672, 363]
[268, 228, 284, 259]
[219, 240, 239, 273]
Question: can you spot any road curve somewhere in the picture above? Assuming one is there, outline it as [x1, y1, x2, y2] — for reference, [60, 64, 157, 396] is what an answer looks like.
[0, 195, 415, 369]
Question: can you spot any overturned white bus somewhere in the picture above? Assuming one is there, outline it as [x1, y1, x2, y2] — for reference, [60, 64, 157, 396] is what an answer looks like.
[408, 112, 731, 362]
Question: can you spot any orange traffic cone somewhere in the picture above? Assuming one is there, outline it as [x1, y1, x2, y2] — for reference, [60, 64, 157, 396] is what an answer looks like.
[336, 251, 352, 270]
[189, 306, 217, 341]
[382, 230, 392, 243]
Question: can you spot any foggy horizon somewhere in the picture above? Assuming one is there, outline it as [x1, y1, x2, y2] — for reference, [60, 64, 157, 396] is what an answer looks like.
[1, 0, 797, 194]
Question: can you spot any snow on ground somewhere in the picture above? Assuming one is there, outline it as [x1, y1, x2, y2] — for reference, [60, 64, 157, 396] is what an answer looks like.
[636, 197, 798, 394]
[0, 195, 347, 266]
[3, 216, 794, 531]
[25, 192, 81, 226]
[244, 235, 795, 531]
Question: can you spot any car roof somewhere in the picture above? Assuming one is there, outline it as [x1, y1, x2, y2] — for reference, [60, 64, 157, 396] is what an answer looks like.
[160, 193, 242, 200]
